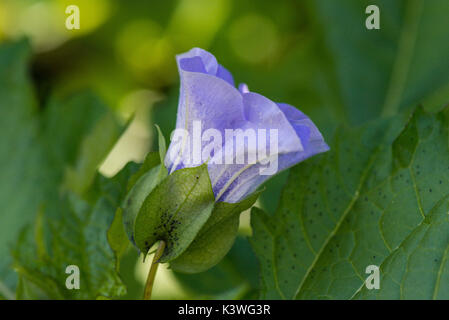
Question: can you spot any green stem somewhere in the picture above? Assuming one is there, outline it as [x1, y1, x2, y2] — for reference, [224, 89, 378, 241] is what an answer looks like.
[381, 0, 423, 117]
[143, 240, 166, 300]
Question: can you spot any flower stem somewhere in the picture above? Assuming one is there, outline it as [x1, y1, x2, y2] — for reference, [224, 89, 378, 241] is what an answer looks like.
[143, 240, 166, 300]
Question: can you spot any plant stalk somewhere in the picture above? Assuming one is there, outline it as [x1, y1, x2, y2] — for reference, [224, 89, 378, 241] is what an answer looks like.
[143, 240, 166, 300]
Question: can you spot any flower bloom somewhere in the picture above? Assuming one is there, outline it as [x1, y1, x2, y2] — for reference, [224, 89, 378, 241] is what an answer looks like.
[165, 48, 329, 203]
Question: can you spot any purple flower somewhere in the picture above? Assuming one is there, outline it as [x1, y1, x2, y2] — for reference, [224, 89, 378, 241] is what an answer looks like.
[165, 48, 329, 203]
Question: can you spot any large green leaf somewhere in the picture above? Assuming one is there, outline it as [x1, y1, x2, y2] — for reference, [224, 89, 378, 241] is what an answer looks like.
[251, 106, 449, 299]
[355, 196, 449, 299]
[12, 164, 138, 299]
[0, 40, 123, 293]
[310, 0, 449, 123]
[0, 40, 44, 294]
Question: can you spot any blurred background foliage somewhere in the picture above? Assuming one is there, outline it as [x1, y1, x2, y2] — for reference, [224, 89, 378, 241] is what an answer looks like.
[0, 0, 448, 299]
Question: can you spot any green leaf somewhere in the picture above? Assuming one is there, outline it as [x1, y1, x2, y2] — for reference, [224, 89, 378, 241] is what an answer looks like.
[170, 191, 260, 273]
[12, 164, 138, 299]
[310, 0, 449, 123]
[251, 106, 449, 299]
[107, 208, 128, 271]
[155, 124, 167, 164]
[174, 236, 260, 299]
[126, 152, 161, 191]
[134, 164, 215, 262]
[0, 40, 123, 291]
[63, 111, 124, 195]
[354, 196, 449, 299]
[121, 151, 168, 243]
[122, 164, 166, 242]
[0, 281, 15, 300]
